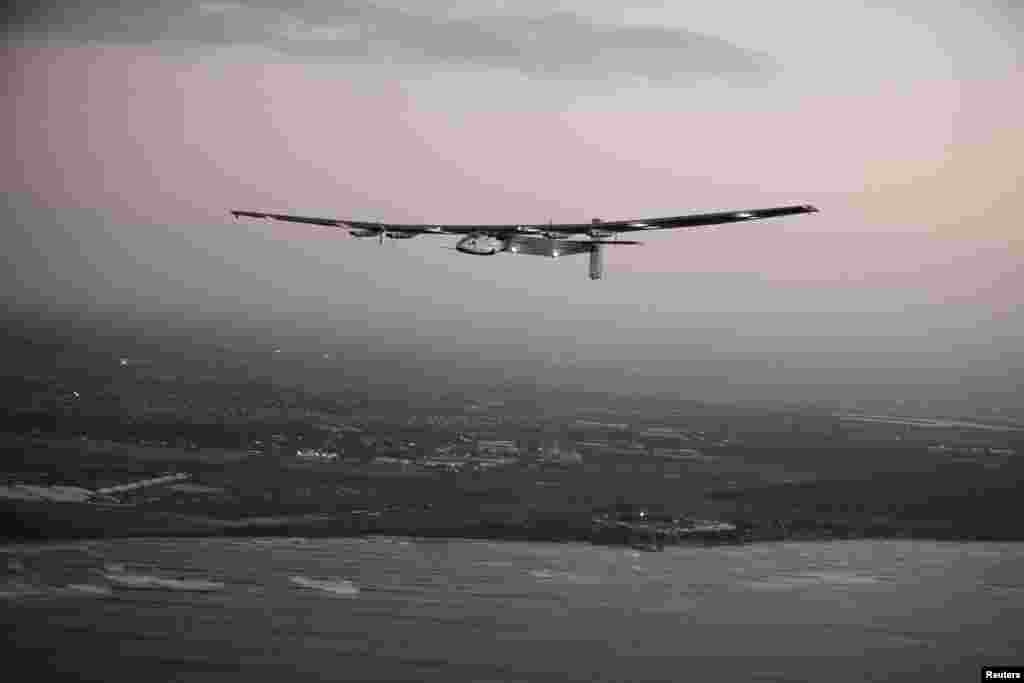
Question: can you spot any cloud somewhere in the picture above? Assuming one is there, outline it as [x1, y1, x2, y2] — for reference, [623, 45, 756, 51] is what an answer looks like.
[3, 1, 775, 82]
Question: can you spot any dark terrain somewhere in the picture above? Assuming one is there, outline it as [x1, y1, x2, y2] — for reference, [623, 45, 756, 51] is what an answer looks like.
[2, 306, 1022, 544]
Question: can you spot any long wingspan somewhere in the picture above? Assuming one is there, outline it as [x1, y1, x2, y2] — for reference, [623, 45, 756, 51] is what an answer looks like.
[582, 204, 819, 233]
[230, 210, 521, 234]
[231, 210, 381, 232]
[230, 204, 817, 236]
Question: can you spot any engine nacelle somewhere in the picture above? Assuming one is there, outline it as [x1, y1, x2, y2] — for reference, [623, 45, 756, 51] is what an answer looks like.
[589, 217, 614, 240]
[456, 234, 503, 255]
[350, 229, 380, 238]
[350, 229, 417, 239]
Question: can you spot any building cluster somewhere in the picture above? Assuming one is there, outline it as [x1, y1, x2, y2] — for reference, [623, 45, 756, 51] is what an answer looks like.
[358, 438, 592, 472]
[296, 448, 340, 461]
[275, 419, 721, 470]
[590, 510, 741, 550]
[572, 420, 629, 431]
[538, 443, 582, 465]
[414, 440, 522, 471]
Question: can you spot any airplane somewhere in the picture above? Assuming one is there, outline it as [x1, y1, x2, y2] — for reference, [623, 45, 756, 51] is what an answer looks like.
[230, 204, 818, 280]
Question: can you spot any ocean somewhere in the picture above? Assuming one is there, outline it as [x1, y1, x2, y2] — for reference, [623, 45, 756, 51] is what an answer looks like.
[2, 537, 1022, 682]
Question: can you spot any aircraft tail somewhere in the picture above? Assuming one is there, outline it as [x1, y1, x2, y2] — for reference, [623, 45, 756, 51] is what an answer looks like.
[585, 240, 640, 280]
[589, 243, 604, 280]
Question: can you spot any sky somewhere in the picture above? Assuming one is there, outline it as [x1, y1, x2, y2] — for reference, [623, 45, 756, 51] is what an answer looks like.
[3, 1, 1022, 407]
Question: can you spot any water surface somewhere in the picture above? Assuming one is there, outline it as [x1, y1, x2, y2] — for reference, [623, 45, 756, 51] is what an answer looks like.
[2, 538, 1021, 682]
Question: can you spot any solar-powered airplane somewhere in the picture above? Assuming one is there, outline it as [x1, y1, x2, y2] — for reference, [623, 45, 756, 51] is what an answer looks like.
[230, 204, 818, 280]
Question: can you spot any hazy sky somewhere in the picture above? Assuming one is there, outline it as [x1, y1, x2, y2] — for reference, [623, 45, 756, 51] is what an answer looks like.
[3, 1, 1021, 403]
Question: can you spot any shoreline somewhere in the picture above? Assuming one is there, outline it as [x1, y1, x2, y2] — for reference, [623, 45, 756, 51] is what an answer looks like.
[5, 515, 1023, 548]
[7, 498, 1024, 548]
[5, 531, 1024, 549]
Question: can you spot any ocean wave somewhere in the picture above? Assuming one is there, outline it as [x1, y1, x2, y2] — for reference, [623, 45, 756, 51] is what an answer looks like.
[0, 580, 113, 599]
[750, 671, 808, 682]
[477, 560, 515, 568]
[527, 569, 602, 585]
[289, 576, 359, 596]
[377, 537, 413, 545]
[744, 579, 816, 591]
[745, 571, 883, 590]
[103, 572, 225, 592]
[801, 571, 881, 585]
[963, 549, 1007, 559]
[0, 542, 94, 555]
[65, 583, 113, 596]
[0, 580, 44, 599]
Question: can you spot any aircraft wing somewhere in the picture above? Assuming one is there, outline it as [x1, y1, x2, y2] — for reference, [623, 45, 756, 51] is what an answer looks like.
[230, 204, 817, 236]
[230, 210, 516, 235]
[576, 204, 819, 233]
[229, 210, 431, 233]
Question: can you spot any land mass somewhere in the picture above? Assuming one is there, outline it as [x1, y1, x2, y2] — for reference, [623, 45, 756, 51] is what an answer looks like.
[2, 310, 1022, 547]
[3, 432, 1022, 547]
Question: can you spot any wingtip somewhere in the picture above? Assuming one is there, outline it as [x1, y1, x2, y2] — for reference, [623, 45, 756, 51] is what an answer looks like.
[231, 210, 266, 221]
[803, 204, 819, 213]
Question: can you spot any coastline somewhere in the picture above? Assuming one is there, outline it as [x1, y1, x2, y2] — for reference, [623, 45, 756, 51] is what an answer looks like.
[5, 499, 1022, 547]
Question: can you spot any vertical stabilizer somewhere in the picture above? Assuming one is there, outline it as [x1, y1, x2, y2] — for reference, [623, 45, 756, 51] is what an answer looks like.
[589, 218, 606, 280]
[589, 243, 604, 280]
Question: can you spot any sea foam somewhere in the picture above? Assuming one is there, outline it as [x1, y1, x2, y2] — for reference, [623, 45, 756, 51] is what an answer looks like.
[289, 576, 359, 596]
[103, 572, 225, 592]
